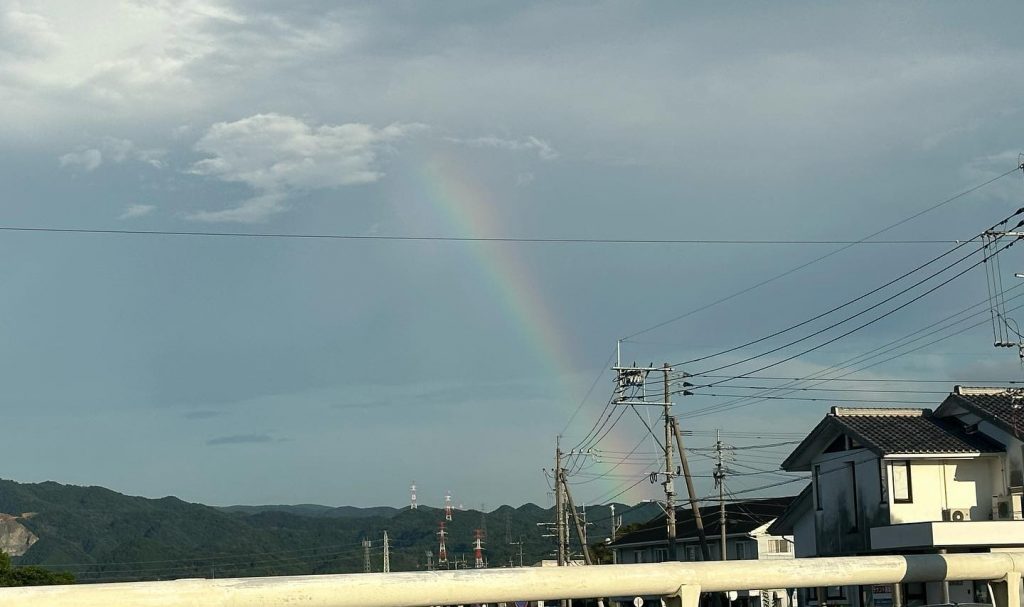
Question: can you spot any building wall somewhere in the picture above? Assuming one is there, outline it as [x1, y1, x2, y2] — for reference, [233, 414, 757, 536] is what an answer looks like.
[811, 447, 884, 555]
[615, 534, 791, 564]
[792, 509, 816, 558]
[939, 408, 1015, 493]
[886, 457, 1000, 523]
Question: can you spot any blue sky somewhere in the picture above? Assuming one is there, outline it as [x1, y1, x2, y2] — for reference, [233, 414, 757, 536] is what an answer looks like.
[2, 0, 1024, 508]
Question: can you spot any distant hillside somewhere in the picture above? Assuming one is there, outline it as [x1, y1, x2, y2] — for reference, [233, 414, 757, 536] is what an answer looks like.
[217, 505, 400, 519]
[0, 479, 659, 583]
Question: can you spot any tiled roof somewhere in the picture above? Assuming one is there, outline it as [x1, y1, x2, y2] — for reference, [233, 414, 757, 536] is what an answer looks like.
[610, 496, 794, 547]
[830, 407, 1004, 455]
[944, 386, 1024, 436]
[781, 405, 1005, 471]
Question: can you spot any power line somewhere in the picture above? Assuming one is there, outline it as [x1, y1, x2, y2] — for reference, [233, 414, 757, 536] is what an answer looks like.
[621, 165, 1024, 340]
[692, 233, 1023, 389]
[0, 225, 961, 245]
[682, 295, 1024, 419]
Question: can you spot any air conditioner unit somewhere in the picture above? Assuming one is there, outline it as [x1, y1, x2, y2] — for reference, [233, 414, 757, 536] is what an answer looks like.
[942, 507, 972, 522]
[991, 495, 1024, 520]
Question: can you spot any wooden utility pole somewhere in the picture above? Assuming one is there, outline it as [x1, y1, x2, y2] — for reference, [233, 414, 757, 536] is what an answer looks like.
[671, 416, 711, 561]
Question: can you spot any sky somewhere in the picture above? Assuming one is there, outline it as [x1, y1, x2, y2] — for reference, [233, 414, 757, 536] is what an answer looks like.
[2, 0, 1024, 509]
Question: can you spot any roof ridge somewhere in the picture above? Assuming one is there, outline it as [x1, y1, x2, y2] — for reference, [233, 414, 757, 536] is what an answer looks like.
[955, 385, 1016, 396]
[830, 406, 927, 416]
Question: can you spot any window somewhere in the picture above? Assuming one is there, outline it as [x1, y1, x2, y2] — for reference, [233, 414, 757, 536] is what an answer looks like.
[633, 549, 646, 564]
[734, 541, 745, 560]
[685, 546, 699, 561]
[654, 548, 668, 563]
[891, 460, 913, 503]
[767, 539, 791, 554]
[814, 464, 823, 510]
[848, 462, 859, 532]
[879, 459, 888, 504]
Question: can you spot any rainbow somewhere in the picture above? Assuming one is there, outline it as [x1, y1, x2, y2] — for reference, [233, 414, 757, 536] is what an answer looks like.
[415, 151, 579, 390]
[412, 150, 650, 504]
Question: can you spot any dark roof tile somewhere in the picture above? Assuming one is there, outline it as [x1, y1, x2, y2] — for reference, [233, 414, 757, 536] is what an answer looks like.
[832, 408, 1003, 455]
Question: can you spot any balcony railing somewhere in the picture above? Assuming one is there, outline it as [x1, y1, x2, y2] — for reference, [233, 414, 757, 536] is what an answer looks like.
[1, 552, 1022, 607]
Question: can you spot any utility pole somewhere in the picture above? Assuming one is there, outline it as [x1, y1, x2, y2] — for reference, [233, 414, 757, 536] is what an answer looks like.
[671, 416, 712, 561]
[609, 504, 622, 542]
[715, 429, 727, 561]
[612, 360, 678, 560]
[383, 531, 390, 573]
[555, 436, 567, 567]
[563, 479, 593, 565]
[662, 363, 677, 561]
[362, 538, 372, 573]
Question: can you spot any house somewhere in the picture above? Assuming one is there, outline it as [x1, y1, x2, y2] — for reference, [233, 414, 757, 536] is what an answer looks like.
[610, 496, 796, 607]
[769, 387, 1024, 607]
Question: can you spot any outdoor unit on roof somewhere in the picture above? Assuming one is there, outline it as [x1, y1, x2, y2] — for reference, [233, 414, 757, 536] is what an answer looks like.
[992, 495, 1023, 520]
[942, 508, 972, 522]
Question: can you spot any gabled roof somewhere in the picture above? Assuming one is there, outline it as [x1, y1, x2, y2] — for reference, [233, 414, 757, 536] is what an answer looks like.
[610, 496, 794, 548]
[938, 386, 1024, 437]
[781, 406, 1003, 471]
[765, 483, 812, 537]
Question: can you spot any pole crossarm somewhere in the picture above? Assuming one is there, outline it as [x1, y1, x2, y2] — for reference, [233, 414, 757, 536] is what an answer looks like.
[4, 552, 1024, 607]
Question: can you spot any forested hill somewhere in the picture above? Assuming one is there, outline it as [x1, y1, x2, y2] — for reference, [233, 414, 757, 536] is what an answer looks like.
[0, 479, 658, 583]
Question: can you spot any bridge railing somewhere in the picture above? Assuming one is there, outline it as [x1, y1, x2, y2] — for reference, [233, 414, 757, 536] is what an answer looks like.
[1, 552, 1022, 607]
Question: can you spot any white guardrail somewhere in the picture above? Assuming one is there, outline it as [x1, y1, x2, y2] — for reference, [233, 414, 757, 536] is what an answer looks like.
[1, 552, 1023, 607]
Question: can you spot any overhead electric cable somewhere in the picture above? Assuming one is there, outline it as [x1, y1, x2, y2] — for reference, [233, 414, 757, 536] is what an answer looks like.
[0, 225, 959, 245]
[621, 165, 1023, 340]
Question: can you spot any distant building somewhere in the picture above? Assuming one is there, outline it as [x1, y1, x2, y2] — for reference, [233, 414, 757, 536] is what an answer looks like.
[610, 496, 796, 607]
[770, 387, 1024, 607]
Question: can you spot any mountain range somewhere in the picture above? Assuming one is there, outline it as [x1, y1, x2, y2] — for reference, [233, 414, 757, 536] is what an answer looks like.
[0, 479, 659, 583]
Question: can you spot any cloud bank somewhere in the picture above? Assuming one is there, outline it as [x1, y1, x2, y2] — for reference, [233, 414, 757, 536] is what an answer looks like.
[187, 113, 421, 222]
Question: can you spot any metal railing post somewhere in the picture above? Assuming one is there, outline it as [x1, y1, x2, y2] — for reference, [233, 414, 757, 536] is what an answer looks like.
[663, 584, 703, 607]
[994, 571, 1022, 607]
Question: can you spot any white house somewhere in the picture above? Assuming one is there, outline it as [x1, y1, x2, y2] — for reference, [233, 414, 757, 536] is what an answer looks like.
[611, 497, 796, 607]
[769, 387, 1024, 607]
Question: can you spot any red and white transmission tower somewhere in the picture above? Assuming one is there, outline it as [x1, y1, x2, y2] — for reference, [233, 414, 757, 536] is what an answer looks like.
[473, 529, 486, 569]
[437, 521, 449, 566]
[444, 491, 453, 521]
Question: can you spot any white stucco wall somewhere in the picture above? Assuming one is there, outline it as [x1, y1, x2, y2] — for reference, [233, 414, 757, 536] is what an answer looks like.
[886, 457, 1000, 524]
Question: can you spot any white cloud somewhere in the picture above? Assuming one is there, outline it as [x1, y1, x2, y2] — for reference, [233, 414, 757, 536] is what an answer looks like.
[447, 135, 558, 160]
[58, 149, 102, 171]
[0, 5, 61, 58]
[58, 138, 166, 172]
[118, 204, 157, 220]
[187, 113, 422, 222]
[515, 172, 535, 186]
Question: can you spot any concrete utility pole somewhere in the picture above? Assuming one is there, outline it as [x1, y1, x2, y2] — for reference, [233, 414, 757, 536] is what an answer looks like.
[562, 479, 593, 565]
[661, 363, 677, 561]
[383, 531, 390, 573]
[715, 430, 727, 561]
[612, 359, 679, 560]
[555, 437, 567, 567]
[671, 416, 712, 561]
